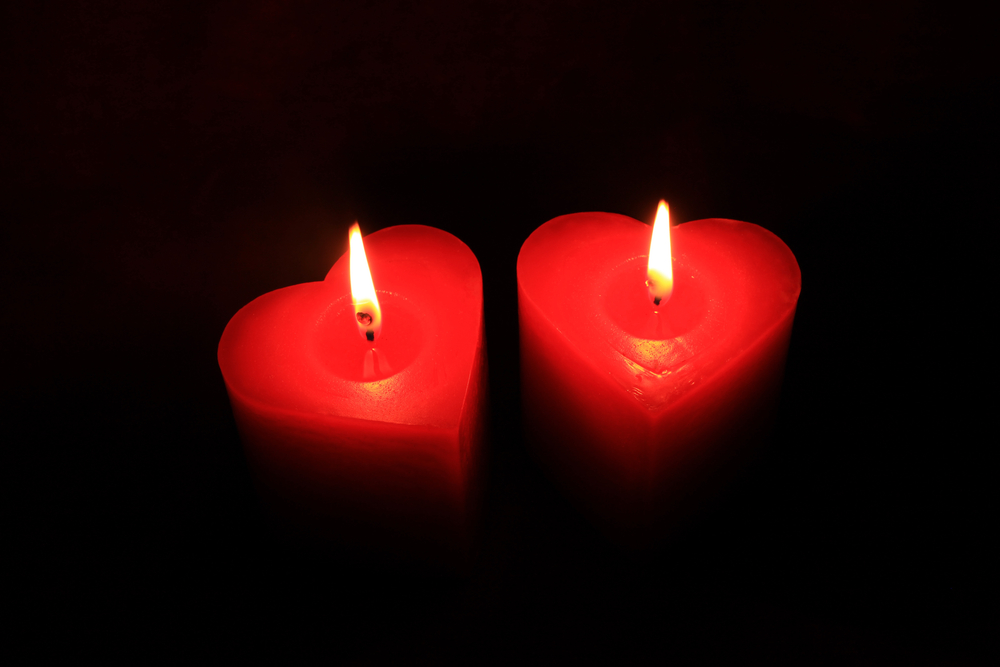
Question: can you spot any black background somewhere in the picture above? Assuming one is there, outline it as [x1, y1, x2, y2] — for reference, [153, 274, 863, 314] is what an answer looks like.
[5, 1, 996, 663]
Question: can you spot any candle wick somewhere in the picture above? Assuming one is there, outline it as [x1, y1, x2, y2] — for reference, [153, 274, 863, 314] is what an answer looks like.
[366, 330, 374, 342]
[653, 296, 661, 306]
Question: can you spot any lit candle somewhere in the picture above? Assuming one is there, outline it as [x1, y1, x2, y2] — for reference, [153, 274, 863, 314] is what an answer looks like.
[218, 224, 488, 568]
[517, 204, 801, 547]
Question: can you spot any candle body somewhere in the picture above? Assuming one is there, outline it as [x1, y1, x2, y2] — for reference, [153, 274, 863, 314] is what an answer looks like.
[517, 213, 800, 547]
[219, 225, 487, 568]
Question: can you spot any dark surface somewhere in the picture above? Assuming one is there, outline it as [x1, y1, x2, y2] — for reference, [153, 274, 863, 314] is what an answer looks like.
[5, 1, 996, 663]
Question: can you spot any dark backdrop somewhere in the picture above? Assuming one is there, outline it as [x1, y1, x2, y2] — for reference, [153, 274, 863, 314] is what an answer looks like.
[5, 1, 996, 663]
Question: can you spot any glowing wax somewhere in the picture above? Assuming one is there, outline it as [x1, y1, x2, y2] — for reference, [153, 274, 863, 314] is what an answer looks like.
[517, 213, 800, 547]
[219, 225, 487, 567]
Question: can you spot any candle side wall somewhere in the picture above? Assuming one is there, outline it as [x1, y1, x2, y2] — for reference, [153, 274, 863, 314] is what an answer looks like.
[518, 283, 657, 545]
[455, 306, 489, 566]
[647, 308, 798, 530]
[225, 385, 472, 569]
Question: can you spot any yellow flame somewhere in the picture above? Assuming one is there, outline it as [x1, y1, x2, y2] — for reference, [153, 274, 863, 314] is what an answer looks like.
[349, 223, 381, 342]
[647, 200, 673, 306]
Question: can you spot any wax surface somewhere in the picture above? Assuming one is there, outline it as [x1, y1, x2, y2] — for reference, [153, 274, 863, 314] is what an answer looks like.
[518, 213, 800, 546]
[219, 225, 487, 567]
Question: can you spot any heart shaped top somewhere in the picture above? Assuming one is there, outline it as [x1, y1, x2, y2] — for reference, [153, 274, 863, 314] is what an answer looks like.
[517, 214, 800, 412]
[219, 225, 483, 429]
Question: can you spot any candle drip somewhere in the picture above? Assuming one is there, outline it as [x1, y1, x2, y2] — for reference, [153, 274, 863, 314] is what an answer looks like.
[363, 348, 392, 380]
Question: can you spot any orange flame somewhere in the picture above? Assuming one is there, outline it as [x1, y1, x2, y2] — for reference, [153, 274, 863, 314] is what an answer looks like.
[647, 200, 673, 306]
[349, 223, 381, 342]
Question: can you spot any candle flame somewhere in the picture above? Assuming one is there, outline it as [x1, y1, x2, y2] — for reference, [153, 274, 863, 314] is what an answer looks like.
[349, 223, 381, 342]
[647, 200, 674, 306]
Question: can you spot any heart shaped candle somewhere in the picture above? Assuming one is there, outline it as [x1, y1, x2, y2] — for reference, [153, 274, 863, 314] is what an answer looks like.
[219, 225, 487, 567]
[517, 209, 800, 546]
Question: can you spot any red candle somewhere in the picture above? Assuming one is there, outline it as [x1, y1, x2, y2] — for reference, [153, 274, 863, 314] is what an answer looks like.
[517, 204, 800, 547]
[218, 225, 487, 568]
